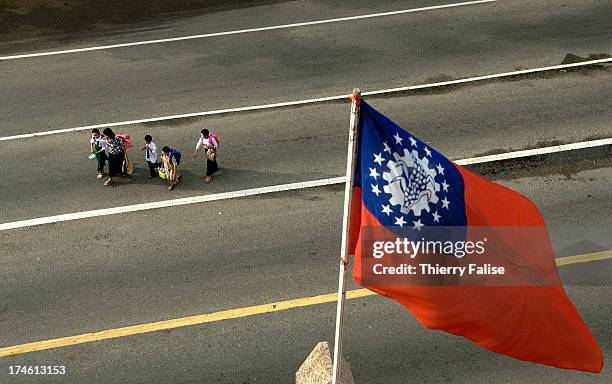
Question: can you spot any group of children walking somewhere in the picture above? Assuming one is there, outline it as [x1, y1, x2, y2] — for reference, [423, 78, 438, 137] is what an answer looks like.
[90, 128, 219, 191]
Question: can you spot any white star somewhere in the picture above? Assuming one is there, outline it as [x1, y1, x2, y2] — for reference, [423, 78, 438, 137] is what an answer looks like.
[409, 136, 417, 147]
[383, 141, 392, 154]
[432, 211, 441, 223]
[393, 133, 404, 145]
[423, 146, 432, 157]
[436, 163, 445, 175]
[381, 204, 393, 216]
[413, 219, 424, 231]
[395, 216, 407, 227]
[441, 197, 450, 209]
[373, 152, 384, 166]
[369, 167, 380, 180]
[371, 184, 382, 196]
[441, 180, 450, 192]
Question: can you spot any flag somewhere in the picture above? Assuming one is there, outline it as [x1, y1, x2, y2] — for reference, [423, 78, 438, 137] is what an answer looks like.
[349, 100, 603, 373]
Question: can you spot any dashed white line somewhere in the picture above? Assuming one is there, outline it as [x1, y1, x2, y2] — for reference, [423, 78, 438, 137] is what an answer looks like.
[1, 57, 610, 143]
[1, 137, 609, 232]
[0, 0, 498, 61]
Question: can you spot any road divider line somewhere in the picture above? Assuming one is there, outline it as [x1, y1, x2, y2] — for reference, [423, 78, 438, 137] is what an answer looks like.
[456, 138, 612, 165]
[0, 289, 376, 358]
[1, 138, 610, 232]
[555, 250, 612, 266]
[0, 251, 609, 358]
[0, 0, 498, 62]
[1, 58, 610, 142]
[0, 177, 345, 232]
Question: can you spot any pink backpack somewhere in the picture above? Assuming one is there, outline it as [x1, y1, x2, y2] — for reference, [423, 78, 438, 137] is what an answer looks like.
[209, 132, 220, 147]
[117, 133, 134, 149]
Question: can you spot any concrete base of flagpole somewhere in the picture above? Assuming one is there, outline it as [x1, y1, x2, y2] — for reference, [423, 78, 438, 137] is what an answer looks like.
[295, 341, 355, 384]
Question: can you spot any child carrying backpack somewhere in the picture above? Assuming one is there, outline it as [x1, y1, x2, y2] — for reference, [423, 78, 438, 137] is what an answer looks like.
[192, 128, 219, 183]
[161, 146, 182, 191]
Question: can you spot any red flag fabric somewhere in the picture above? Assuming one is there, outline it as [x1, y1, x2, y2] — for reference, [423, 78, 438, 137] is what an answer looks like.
[350, 100, 603, 372]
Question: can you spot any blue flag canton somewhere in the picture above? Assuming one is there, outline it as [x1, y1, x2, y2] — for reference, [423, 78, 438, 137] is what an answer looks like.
[356, 101, 467, 230]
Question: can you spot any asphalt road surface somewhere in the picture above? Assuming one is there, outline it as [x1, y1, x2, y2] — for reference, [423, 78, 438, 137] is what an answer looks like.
[1, 0, 611, 135]
[0, 1, 610, 383]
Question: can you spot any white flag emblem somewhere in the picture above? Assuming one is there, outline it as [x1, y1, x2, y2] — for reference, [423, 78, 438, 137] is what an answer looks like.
[382, 149, 440, 217]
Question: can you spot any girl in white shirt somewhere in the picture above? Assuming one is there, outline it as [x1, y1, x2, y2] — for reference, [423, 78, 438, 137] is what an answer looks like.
[192, 128, 219, 183]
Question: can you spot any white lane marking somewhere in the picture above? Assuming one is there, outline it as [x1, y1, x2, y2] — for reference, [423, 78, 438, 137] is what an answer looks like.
[0, 0, 498, 61]
[1, 58, 610, 143]
[1, 138, 610, 232]
[0, 177, 343, 232]
[456, 138, 612, 165]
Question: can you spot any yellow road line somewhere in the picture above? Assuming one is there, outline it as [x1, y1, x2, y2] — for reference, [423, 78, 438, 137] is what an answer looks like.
[0, 288, 375, 357]
[555, 250, 612, 266]
[0, 251, 610, 358]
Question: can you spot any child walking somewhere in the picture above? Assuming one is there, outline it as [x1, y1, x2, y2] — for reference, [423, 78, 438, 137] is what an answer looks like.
[102, 128, 126, 186]
[161, 146, 182, 191]
[192, 128, 219, 183]
[140, 135, 159, 179]
[90, 128, 107, 179]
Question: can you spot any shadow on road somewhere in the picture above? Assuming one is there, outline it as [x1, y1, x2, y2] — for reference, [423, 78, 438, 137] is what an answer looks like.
[0, 0, 289, 42]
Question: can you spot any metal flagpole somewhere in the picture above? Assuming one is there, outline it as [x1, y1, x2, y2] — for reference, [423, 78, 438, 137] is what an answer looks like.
[332, 88, 361, 384]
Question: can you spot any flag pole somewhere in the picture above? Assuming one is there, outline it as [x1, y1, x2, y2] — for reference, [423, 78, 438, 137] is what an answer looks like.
[332, 88, 361, 384]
